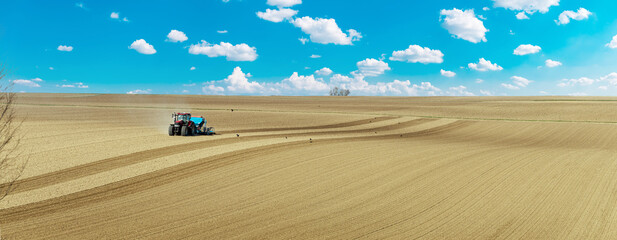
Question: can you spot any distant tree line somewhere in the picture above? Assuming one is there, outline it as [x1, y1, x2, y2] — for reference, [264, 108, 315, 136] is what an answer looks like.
[329, 87, 350, 96]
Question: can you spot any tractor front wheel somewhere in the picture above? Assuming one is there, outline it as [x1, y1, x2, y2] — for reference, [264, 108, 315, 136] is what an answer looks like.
[168, 125, 174, 136]
[181, 126, 189, 136]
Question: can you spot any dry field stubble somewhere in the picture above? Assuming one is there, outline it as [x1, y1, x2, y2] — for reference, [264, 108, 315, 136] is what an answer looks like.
[2, 94, 617, 239]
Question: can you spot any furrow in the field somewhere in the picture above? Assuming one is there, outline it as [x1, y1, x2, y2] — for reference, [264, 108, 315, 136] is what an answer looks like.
[4, 116, 433, 193]
[228, 116, 398, 133]
[0, 121, 469, 221]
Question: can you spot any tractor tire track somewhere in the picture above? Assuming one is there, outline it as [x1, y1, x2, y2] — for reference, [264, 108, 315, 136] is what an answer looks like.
[0, 120, 470, 222]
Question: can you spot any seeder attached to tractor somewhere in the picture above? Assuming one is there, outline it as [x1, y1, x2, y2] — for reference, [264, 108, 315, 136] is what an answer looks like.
[169, 112, 216, 136]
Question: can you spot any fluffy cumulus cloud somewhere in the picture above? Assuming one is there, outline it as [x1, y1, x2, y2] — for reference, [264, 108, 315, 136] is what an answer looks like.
[291, 17, 361, 45]
[280, 72, 329, 92]
[492, 0, 560, 14]
[545, 59, 562, 67]
[111, 12, 129, 22]
[501, 76, 531, 90]
[257, 8, 298, 23]
[440, 69, 456, 77]
[356, 58, 391, 76]
[127, 89, 151, 94]
[501, 83, 519, 90]
[556, 8, 591, 25]
[390, 45, 444, 64]
[315, 67, 333, 76]
[203, 67, 264, 94]
[468, 58, 503, 71]
[329, 74, 441, 96]
[513, 44, 541, 55]
[57, 45, 73, 52]
[12, 78, 42, 87]
[608, 35, 617, 49]
[166, 30, 188, 42]
[600, 73, 617, 85]
[557, 77, 595, 87]
[516, 12, 529, 19]
[310, 54, 321, 58]
[511, 76, 532, 87]
[267, 0, 301, 8]
[448, 86, 475, 96]
[189, 40, 257, 61]
[129, 39, 156, 55]
[440, 8, 488, 43]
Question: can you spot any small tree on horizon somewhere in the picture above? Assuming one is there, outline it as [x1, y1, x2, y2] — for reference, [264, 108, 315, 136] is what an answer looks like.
[329, 87, 350, 96]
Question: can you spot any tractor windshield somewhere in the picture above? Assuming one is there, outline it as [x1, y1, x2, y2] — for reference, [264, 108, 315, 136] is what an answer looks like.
[177, 114, 190, 121]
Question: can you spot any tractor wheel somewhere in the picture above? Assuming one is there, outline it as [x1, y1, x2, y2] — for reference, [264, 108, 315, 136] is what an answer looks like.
[181, 126, 188, 136]
[168, 125, 174, 136]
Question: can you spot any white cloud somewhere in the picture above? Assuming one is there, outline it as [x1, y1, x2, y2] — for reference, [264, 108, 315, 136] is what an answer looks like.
[129, 39, 156, 55]
[127, 89, 151, 94]
[480, 90, 493, 96]
[511, 76, 531, 87]
[545, 59, 562, 67]
[390, 45, 444, 64]
[448, 86, 475, 96]
[468, 58, 503, 71]
[556, 8, 591, 25]
[49, 67, 54, 70]
[491, 0, 559, 14]
[600, 72, 617, 85]
[599, 86, 608, 90]
[516, 12, 529, 19]
[476, 79, 484, 83]
[281, 72, 329, 92]
[440, 8, 488, 43]
[257, 8, 298, 23]
[440, 69, 456, 77]
[166, 30, 188, 42]
[57, 45, 73, 52]
[607, 35, 617, 49]
[513, 44, 541, 55]
[501, 83, 519, 90]
[75, 2, 87, 10]
[299, 37, 309, 44]
[557, 77, 595, 87]
[356, 58, 391, 76]
[60, 82, 88, 88]
[188, 40, 257, 61]
[12, 79, 42, 87]
[111, 12, 129, 22]
[330, 74, 441, 96]
[217, 30, 228, 34]
[568, 92, 587, 96]
[315, 67, 333, 76]
[267, 0, 301, 8]
[203, 67, 264, 94]
[310, 54, 321, 58]
[291, 17, 361, 45]
[483, 7, 490, 11]
[190, 66, 196, 71]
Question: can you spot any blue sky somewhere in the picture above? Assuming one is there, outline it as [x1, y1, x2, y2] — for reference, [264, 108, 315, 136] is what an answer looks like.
[1, 0, 617, 96]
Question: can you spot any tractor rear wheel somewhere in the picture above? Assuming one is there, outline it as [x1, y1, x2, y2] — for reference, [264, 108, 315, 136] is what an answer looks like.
[181, 126, 188, 136]
[168, 125, 174, 136]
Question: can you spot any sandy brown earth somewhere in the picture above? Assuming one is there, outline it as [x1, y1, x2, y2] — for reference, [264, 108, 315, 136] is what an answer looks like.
[2, 93, 617, 239]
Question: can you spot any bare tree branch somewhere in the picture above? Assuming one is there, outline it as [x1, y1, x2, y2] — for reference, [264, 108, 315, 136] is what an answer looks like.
[0, 67, 26, 202]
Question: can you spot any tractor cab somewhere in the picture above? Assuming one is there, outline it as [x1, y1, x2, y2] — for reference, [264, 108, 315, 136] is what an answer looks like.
[173, 113, 191, 122]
